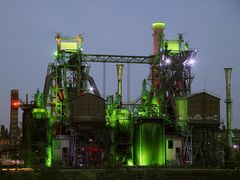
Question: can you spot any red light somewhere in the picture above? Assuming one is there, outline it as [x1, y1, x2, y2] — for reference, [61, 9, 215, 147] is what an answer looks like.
[11, 100, 20, 109]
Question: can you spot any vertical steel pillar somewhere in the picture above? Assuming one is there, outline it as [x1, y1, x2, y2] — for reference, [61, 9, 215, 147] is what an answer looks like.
[127, 63, 130, 103]
[103, 62, 106, 98]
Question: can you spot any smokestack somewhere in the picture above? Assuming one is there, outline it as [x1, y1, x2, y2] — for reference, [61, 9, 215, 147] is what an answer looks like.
[10, 89, 19, 145]
[224, 68, 233, 148]
[151, 22, 165, 55]
[151, 22, 165, 94]
[116, 64, 124, 103]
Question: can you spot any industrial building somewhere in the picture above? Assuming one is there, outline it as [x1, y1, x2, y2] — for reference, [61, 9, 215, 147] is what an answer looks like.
[4, 22, 235, 168]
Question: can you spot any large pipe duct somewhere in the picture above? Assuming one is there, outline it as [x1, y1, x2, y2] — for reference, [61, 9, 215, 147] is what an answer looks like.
[116, 64, 124, 103]
[224, 68, 233, 148]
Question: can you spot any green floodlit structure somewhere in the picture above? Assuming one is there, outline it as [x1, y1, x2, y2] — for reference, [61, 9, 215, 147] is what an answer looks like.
[126, 22, 194, 166]
[21, 21, 198, 168]
[104, 21, 196, 166]
[176, 98, 188, 132]
[134, 122, 165, 165]
[152, 22, 165, 30]
[31, 90, 54, 167]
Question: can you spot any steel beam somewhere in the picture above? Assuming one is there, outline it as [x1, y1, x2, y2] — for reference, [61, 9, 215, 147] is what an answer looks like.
[81, 54, 151, 64]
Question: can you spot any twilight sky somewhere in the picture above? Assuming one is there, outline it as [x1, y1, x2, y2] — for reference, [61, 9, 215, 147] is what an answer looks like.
[0, 0, 240, 128]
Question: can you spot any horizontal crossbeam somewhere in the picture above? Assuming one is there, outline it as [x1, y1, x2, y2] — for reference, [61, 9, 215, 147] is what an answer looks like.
[81, 54, 152, 64]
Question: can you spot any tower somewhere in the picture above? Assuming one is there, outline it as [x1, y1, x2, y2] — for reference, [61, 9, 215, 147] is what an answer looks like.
[10, 89, 20, 144]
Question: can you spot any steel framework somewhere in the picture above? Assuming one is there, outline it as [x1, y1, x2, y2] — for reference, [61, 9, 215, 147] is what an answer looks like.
[30, 24, 199, 167]
[81, 54, 151, 64]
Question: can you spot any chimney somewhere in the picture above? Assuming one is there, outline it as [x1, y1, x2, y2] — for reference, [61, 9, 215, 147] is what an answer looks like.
[10, 89, 19, 145]
[116, 64, 124, 103]
[224, 68, 233, 148]
[151, 22, 165, 55]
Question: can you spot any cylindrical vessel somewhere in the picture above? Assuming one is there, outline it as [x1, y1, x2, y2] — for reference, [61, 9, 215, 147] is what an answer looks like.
[224, 68, 233, 148]
[152, 22, 165, 55]
[116, 64, 124, 102]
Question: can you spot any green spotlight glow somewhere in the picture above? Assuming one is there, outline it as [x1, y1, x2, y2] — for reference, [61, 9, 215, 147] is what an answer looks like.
[61, 41, 78, 51]
[164, 40, 189, 52]
[108, 109, 118, 128]
[54, 51, 59, 59]
[134, 122, 165, 166]
[166, 40, 179, 52]
[32, 108, 45, 113]
[127, 159, 134, 166]
[152, 22, 165, 30]
[45, 145, 52, 167]
[176, 98, 188, 131]
[32, 108, 47, 119]
[34, 91, 44, 108]
[118, 109, 131, 131]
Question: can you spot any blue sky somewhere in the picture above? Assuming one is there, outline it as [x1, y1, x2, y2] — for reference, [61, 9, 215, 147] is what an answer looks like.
[0, 0, 240, 128]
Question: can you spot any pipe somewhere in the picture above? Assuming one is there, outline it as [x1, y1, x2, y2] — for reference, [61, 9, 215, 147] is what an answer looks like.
[26, 94, 28, 104]
[224, 68, 233, 148]
[116, 64, 124, 103]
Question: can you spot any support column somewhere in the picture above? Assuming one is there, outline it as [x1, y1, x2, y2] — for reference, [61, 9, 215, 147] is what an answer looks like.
[103, 62, 106, 98]
[127, 63, 130, 103]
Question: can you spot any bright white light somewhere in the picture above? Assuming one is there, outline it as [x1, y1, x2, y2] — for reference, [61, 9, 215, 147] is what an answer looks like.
[165, 58, 171, 65]
[233, 144, 237, 149]
[184, 58, 196, 67]
[188, 59, 195, 66]
[162, 55, 165, 60]
[89, 86, 94, 92]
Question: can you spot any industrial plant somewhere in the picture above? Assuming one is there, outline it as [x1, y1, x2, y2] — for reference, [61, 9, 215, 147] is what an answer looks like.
[1, 22, 239, 172]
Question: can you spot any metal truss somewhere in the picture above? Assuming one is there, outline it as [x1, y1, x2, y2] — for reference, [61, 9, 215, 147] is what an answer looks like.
[181, 132, 193, 166]
[191, 126, 222, 167]
[81, 54, 151, 64]
[81, 50, 196, 64]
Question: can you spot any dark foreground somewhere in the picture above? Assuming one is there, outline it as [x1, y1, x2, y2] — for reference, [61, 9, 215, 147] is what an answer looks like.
[1, 168, 240, 180]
